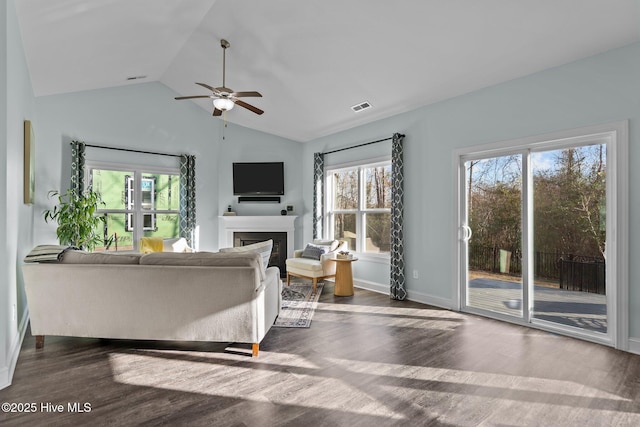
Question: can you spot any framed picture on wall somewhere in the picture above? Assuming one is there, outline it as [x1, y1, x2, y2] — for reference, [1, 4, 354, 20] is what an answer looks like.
[24, 120, 35, 204]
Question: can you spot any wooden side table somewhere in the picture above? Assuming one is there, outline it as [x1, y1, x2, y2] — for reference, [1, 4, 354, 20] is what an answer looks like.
[333, 257, 358, 296]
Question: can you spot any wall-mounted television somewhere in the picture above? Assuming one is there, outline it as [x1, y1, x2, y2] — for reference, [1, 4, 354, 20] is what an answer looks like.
[233, 162, 285, 195]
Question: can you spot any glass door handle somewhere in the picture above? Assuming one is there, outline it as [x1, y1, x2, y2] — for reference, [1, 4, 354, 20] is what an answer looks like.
[460, 225, 472, 241]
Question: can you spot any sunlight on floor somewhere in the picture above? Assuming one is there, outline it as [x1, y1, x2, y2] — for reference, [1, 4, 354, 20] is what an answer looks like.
[108, 351, 407, 420]
[109, 344, 635, 424]
[324, 358, 628, 402]
[315, 303, 464, 330]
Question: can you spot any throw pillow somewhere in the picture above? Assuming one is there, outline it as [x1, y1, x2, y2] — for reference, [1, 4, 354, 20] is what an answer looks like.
[313, 239, 340, 251]
[301, 243, 326, 260]
[163, 237, 192, 253]
[219, 239, 273, 271]
[139, 237, 164, 254]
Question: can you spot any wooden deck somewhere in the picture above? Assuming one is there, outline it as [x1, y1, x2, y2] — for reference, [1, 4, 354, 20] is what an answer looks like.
[468, 276, 607, 333]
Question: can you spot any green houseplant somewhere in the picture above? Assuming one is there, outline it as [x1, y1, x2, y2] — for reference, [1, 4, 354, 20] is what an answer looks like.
[43, 188, 105, 251]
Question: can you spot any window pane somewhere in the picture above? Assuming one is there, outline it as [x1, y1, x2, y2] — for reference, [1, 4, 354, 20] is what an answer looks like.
[333, 170, 358, 210]
[147, 173, 180, 211]
[90, 169, 132, 210]
[143, 213, 180, 239]
[93, 213, 134, 252]
[365, 212, 391, 253]
[365, 165, 392, 209]
[333, 213, 356, 250]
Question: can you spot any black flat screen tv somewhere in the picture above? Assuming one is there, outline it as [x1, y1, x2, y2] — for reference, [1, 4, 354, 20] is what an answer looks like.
[233, 162, 285, 195]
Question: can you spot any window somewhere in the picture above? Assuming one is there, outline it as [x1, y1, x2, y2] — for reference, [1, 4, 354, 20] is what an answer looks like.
[325, 159, 392, 255]
[87, 163, 180, 251]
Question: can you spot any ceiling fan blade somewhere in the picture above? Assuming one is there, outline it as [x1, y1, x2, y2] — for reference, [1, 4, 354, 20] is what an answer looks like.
[175, 95, 214, 100]
[212, 108, 222, 116]
[231, 91, 262, 98]
[196, 82, 220, 93]
[235, 100, 264, 115]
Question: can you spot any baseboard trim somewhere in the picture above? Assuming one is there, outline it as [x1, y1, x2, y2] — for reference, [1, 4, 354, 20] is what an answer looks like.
[0, 309, 29, 390]
[628, 338, 640, 355]
[352, 278, 454, 310]
[405, 289, 455, 310]
[353, 278, 389, 295]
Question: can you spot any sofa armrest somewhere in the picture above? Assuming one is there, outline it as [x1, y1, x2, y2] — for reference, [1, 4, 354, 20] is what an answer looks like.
[293, 249, 304, 258]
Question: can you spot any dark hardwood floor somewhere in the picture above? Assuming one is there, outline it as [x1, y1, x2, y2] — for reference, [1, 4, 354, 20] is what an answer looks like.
[2, 283, 640, 426]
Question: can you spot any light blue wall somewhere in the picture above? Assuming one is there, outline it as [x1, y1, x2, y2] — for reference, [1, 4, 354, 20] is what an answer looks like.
[303, 41, 640, 337]
[0, 0, 9, 385]
[33, 82, 303, 252]
[1, 0, 36, 389]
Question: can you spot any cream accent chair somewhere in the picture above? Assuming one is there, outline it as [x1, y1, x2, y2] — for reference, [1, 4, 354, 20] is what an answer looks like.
[285, 239, 348, 293]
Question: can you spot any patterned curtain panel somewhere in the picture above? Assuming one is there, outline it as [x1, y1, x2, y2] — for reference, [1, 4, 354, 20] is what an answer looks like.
[70, 140, 86, 196]
[312, 152, 324, 239]
[390, 133, 407, 300]
[179, 155, 197, 246]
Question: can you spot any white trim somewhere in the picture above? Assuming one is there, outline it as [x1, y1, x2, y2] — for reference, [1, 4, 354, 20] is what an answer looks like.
[0, 308, 29, 390]
[218, 215, 297, 256]
[454, 120, 629, 350]
[628, 338, 640, 356]
[324, 155, 391, 171]
[352, 252, 390, 264]
[614, 120, 629, 351]
[406, 289, 455, 310]
[352, 278, 454, 310]
[353, 278, 389, 295]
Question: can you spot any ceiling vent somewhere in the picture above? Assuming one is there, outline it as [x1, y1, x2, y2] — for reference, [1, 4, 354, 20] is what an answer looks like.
[351, 101, 372, 113]
[126, 75, 147, 81]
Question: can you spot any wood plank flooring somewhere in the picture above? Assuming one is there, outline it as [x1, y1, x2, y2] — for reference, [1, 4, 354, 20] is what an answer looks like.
[1, 283, 640, 426]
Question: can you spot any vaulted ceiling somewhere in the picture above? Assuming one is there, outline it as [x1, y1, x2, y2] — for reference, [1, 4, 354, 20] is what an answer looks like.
[14, 0, 640, 142]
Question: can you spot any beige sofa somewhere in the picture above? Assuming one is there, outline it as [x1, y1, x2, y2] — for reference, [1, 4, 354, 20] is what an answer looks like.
[22, 250, 281, 357]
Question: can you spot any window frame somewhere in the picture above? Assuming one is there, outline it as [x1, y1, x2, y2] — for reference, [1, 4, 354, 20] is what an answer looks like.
[324, 156, 392, 263]
[85, 161, 180, 251]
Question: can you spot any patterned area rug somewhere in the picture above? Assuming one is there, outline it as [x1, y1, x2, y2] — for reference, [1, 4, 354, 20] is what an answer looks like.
[273, 281, 324, 328]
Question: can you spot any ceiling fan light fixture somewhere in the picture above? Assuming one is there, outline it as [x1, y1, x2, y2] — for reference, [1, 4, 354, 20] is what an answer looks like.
[213, 97, 234, 111]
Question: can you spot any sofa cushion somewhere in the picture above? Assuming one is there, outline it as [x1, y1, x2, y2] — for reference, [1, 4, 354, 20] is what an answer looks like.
[286, 257, 325, 273]
[140, 251, 265, 281]
[61, 250, 142, 264]
[219, 239, 272, 271]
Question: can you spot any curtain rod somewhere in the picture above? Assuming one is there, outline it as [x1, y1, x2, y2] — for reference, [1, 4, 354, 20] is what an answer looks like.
[322, 134, 404, 155]
[83, 143, 182, 158]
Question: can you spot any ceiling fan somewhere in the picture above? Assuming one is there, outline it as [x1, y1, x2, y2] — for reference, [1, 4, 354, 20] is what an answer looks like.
[175, 39, 263, 116]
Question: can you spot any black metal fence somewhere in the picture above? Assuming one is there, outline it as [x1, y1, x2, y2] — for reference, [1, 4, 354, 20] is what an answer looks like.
[468, 244, 605, 295]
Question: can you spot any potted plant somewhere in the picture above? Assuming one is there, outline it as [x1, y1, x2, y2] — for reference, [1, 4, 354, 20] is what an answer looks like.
[43, 188, 105, 251]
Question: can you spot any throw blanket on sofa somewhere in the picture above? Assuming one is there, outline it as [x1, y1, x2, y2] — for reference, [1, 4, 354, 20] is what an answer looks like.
[24, 245, 74, 263]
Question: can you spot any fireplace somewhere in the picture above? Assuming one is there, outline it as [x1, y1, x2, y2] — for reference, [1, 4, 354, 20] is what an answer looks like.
[218, 215, 297, 279]
[234, 232, 287, 277]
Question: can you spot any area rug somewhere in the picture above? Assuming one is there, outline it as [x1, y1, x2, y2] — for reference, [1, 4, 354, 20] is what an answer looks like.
[273, 281, 324, 328]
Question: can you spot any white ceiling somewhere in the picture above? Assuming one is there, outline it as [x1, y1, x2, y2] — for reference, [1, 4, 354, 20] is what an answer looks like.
[15, 0, 640, 142]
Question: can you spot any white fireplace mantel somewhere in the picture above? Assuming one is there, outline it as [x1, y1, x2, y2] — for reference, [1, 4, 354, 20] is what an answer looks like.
[218, 215, 297, 257]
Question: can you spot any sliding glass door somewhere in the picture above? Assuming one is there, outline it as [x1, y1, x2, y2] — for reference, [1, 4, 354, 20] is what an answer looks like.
[531, 145, 607, 334]
[463, 154, 524, 318]
[458, 129, 619, 345]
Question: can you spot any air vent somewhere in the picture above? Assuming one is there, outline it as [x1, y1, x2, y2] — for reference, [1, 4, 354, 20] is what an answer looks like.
[351, 101, 372, 113]
[126, 75, 147, 81]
